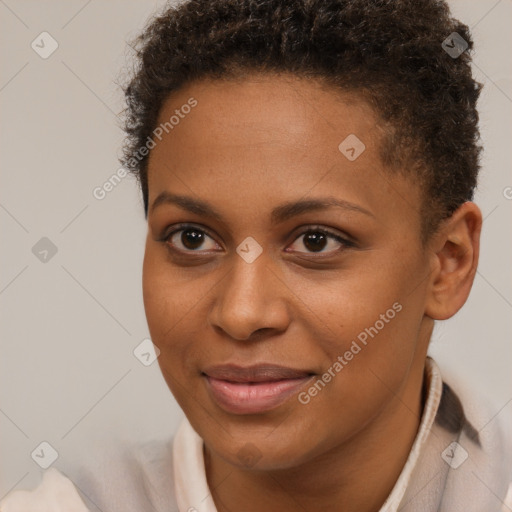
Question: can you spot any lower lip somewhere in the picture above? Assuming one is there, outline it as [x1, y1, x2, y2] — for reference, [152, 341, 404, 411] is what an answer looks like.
[204, 375, 314, 414]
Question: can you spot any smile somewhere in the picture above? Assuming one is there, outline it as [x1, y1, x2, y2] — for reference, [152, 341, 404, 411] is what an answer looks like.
[202, 364, 315, 414]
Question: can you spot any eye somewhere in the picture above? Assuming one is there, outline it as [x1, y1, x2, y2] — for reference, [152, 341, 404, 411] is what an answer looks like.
[162, 224, 220, 253]
[160, 224, 354, 256]
[287, 227, 354, 254]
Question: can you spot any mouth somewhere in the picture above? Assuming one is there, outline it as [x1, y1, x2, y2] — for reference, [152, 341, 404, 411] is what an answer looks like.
[202, 364, 316, 414]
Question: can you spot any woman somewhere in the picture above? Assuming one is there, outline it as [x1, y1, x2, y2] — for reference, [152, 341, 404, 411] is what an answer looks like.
[2, 0, 511, 510]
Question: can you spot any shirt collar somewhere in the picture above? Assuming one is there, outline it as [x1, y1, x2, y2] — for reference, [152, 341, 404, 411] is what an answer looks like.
[379, 356, 444, 510]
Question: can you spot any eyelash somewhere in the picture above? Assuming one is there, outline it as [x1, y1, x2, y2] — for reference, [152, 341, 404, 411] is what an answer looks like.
[158, 223, 355, 257]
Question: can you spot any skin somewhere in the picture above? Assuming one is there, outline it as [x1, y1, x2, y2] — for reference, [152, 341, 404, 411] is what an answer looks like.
[142, 72, 482, 512]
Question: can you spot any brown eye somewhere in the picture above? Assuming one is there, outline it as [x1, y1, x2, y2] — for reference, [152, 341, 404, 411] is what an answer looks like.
[303, 232, 328, 252]
[164, 226, 219, 253]
[180, 229, 205, 250]
[288, 228, 354, 255]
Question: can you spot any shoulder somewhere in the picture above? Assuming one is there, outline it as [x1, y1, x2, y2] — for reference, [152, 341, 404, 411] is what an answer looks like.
[434, 361, 512, 511]
[72, 436, 179, 511]
[0, 437, 179, 512]
[0, 468, 89, 512]
[397, 358, 512, 511]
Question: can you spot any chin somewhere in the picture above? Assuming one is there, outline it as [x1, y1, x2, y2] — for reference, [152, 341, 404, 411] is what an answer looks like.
[211, 436, 314, 472]
[200, 414, 331, 471]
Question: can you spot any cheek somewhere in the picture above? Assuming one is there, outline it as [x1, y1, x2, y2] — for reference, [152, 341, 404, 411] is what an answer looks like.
[142, 249, 170, 340]
[142, 249, 200, 406]
[299, 255, 426, 390]
[293, 266, 409, 352]
[142, 246, 198, 356]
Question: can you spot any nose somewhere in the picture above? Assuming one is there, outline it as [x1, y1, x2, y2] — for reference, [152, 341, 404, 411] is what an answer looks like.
[208, 253, 291, 341]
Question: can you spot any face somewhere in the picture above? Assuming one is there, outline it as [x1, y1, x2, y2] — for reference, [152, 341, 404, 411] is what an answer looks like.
[143, 73, 433, 470]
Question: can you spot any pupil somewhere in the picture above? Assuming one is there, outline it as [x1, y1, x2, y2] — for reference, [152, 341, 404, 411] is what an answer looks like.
[304, 232, 326, 252]
[182, 229, 204, 249]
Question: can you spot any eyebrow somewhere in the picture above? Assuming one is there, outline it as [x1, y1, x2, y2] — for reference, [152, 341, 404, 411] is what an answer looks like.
[150, 192, 375, 223]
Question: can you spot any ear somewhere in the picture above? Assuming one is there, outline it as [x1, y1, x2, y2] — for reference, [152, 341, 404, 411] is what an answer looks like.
[424, 201, 482, 320]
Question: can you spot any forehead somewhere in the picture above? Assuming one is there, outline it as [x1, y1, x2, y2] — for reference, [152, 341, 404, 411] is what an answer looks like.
[146, 73, 420, 230]
[151, 73, 380, 167]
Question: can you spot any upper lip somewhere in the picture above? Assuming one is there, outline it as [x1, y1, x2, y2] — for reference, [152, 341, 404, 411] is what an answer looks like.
[203, 364, 314, 383]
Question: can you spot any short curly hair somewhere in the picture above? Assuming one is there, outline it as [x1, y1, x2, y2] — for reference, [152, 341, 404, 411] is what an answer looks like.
[121, 0, 482, 239]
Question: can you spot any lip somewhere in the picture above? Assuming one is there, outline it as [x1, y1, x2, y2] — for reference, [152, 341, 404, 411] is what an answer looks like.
[203, 364, 315, 414]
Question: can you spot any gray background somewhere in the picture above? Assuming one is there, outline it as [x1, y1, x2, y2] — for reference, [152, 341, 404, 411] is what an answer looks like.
[1, 0, 511, 497]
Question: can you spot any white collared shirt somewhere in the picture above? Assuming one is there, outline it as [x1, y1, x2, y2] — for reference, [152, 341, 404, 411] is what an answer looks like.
[2, 358, 511, 512]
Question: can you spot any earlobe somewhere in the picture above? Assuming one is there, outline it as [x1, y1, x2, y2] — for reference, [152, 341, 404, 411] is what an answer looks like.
[424, 202, 482, 320]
